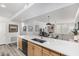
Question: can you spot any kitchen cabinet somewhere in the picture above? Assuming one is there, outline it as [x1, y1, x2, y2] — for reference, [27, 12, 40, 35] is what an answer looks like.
[33, 44, 42, 56]
[42, 48, 51, 56]
[28, 41, 63, 56]
[50, 51, 60, 56]
[18, 36, 22, 49]
[28, 42, 42, 56]
[28, 42, 34, 56]
[42, 48, 61, 56]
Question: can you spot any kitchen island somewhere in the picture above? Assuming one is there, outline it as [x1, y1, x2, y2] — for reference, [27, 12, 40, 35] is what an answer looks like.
[17, 35, 79, 56]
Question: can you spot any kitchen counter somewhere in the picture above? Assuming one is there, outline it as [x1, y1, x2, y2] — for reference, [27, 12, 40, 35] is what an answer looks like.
[18, 35, 79, 56]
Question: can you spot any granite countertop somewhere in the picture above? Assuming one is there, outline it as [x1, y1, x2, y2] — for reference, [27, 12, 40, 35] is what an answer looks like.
[18, 35, 79, 56]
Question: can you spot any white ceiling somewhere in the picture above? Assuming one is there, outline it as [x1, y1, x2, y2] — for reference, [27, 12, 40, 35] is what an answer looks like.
[23, 3, 79, 23]
[12, 3, 75, 22]
[0, 3, 78, 23]
[0, 3, 26, 18]
[37, 4, 79, 23]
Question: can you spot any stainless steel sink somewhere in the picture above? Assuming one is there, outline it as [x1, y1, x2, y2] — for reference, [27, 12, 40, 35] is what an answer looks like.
[31, 38, 46, 43]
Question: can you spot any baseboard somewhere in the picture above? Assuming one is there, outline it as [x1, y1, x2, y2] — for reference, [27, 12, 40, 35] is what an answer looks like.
[1, 41, 17, 45]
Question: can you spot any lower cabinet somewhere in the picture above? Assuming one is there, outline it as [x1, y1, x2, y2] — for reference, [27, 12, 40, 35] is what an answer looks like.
[42, 48, 51, 56]
[50, 51, 60, 56]
[28, 41, 63, 56]
[28, 42, 42, 56]
[33, 44, 42, 56]
[18, 36, 22, 49]
[28, 42, 34, 56]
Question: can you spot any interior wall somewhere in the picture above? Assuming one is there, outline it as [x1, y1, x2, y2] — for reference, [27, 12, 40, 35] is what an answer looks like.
[6, 21, 20, 44]
[0, 16, 20, 45]
[23, 19, 75, 41]
[23, 4, 77, 35]
[24, 19, 75, 35]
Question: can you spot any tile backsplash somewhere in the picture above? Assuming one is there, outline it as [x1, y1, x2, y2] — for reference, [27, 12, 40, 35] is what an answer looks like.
[58, 34, 74, 41]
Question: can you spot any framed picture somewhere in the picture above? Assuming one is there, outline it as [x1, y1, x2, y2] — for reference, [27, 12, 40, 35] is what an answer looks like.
[9, 24, 18, 32]
[28, 26, 33, 32]
[23, 26, 27, 32]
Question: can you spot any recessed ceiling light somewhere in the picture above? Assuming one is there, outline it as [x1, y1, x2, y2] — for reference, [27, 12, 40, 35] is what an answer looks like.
[0, 4, 6, 8]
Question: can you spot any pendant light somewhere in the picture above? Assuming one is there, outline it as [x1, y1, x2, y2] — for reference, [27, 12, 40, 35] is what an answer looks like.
[46, 16, 51, 25]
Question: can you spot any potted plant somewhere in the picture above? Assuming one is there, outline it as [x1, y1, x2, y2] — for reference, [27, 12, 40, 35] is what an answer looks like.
[72, 29, 78, 35]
